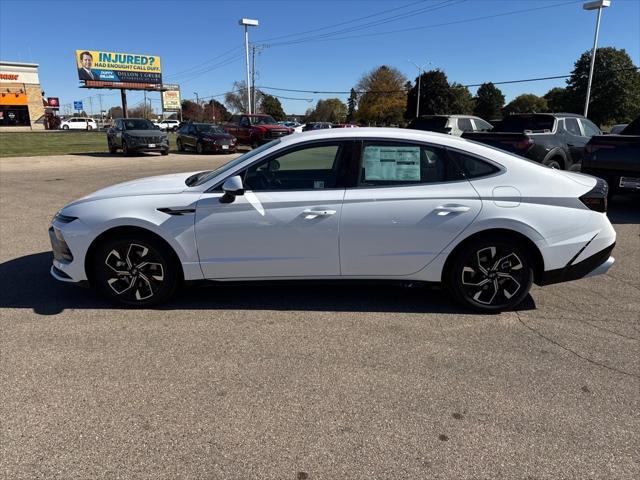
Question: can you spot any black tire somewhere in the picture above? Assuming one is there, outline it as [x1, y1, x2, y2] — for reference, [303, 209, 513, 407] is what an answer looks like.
[90, 233, 180, 307]
[122, 141, 130, 156]
[177, 139, 185, 152]
[108, 139, 117, 154]
[161, 149, 169, 156]
[196, 141, 204, 154]
[62, 125, 69, 130]
[251, 139, 260, 149]
[542, 157, 562, 170]
[445, 238, 534, 312]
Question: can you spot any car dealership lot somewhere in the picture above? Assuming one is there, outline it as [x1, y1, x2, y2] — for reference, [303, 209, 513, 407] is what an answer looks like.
[1, 153, 638, 479]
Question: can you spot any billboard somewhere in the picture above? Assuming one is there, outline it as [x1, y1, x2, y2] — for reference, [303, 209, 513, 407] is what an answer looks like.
[162, 85, 181, 111]
[47, 97, 60, 109]
[75, 50, 162, 85]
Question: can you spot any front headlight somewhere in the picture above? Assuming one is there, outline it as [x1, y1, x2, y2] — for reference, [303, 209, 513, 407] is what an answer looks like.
[53, 212, 78, 224]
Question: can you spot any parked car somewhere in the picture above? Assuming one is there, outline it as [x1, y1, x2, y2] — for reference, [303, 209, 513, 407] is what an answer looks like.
[49, 128, 615, 312]
[223, 114, 293, 148]
[302, 122, 333, 132]
[608, 124, 628, 135]
[176, 123, 237, 154]
[408, 115, 492, 136]
[106, 118, 169, 155]
[157, 119, 180, 132]
[60, 117, 98, 130]
[462, 113, 602, 170]
[332, 124, 359, 128]
[582, 116, 640, 196]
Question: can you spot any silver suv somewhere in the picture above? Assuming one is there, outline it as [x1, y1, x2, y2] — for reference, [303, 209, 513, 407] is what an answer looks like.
[408, 115, 493, 136]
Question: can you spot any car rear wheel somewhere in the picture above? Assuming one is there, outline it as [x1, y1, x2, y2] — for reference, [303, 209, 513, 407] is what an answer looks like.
[542, 157, 562, 170]
[446, 238, 533, 312]
[91, 234, 180, 307]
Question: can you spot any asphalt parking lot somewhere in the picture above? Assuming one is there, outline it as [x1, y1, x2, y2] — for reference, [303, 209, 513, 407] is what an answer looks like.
[1, 152, 638, 479]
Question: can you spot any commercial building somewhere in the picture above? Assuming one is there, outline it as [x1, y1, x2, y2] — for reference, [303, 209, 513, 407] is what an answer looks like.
[0, 61, 46, 130]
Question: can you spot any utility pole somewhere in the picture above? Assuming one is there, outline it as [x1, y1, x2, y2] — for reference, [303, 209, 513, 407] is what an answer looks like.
[582, 0, 611, 118]
[239, 18, 259, 114]
[87, 96, 93, 118]
[144, 90, 147, 119]
[251, 44, 256, 114]
[408, 60, 431, 118]
[97, 93, 103, 124]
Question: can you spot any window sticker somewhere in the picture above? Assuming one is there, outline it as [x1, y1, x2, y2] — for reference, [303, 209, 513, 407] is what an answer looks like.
[364, 146, 420, 181]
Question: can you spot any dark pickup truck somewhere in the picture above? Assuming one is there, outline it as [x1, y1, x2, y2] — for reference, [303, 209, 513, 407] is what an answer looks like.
[223, 114, 293, 148]
[462, 113, 602, 170]
[582, 116, 640, 196]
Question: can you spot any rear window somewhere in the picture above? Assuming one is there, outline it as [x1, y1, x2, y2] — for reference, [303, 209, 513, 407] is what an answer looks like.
[408, 117, 448, 132]
[498, 115, 555, 133]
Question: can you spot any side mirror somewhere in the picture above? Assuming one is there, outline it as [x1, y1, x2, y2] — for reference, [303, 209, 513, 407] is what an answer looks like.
[220, 175, 244, 204]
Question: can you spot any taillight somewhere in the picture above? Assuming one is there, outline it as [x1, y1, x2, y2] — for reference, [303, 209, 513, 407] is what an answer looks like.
[500, 138, 533, 151]
[579, 178, 608, 213]
[585, 143, 615, 155]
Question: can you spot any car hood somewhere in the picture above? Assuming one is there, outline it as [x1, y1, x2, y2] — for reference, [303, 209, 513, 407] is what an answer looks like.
[123, 129, 166, 137]
[67, 171, 199, 205]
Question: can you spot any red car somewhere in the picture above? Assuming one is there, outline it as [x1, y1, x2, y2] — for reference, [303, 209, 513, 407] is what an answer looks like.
[224, 114, 293, 148]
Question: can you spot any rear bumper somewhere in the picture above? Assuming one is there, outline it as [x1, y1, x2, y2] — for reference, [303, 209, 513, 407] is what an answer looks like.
[538, 243, 615, 285]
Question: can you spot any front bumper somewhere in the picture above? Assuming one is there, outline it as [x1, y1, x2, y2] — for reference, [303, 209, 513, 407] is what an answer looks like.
[203, 142, 237, 153]
[538, 243, 615, 285]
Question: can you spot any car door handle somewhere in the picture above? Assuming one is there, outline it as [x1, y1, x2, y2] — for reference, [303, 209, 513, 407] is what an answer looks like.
[435, 204, 470, 215]
[302, 208, 336, 219]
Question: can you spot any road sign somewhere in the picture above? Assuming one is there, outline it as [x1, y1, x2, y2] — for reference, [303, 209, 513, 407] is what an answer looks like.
[74, 101, 83, 110]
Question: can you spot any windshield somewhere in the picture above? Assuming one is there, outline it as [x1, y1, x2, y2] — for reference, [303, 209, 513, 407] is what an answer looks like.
[123, 119, 155, 130]
[498, 115, 555, 133]
[186, 139, 281, 187]
[250, 115, 277, 125]
[408, 117, 448, 131]
[196, 124, 224, 134]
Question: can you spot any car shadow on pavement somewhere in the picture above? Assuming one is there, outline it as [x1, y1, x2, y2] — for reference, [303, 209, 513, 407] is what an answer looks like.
[69, 152, 166, 158]
[607, 194, 640, 224]
[0, 251, 536, 316]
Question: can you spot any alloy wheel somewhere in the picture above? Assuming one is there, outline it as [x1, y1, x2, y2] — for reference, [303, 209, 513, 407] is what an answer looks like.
[104, 243, 165, 302]
[460, 246, 528, 307]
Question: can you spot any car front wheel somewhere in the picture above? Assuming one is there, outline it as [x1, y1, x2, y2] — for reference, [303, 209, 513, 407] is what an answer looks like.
[446, 238, 533, 312]
[91, 234, 180, 307]
[108, 138, 117, 153]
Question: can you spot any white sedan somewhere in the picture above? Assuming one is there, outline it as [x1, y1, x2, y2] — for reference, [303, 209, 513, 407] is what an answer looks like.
[49, 128, 616, 311]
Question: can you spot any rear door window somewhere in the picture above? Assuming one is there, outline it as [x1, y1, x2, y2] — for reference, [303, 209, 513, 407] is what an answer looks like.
[457, 118, 474, 132]
[564, 117, 582, 136]
[358, 141, 464, 186]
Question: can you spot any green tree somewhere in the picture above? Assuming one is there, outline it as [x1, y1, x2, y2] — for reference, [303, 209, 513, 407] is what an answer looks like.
[449, 83, 475, 115]
[565, 47, 640, 125]
[356, 65, 407, 125]
[544, 87, 571, 113]
[474, 82, 505, 120]
[346, 88, 357, 123]
[502, 94, 548, 116]
[306, 98, 347, 123]
[406, 69, 451, 118]
[203, 99, 231, 123]
[260, 94, 286, 120]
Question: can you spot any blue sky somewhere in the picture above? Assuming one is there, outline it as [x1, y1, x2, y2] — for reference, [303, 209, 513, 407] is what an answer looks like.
[1, 0, 638, 115]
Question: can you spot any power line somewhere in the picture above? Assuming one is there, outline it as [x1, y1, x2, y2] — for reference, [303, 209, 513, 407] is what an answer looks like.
[257, 67, 640, 95]
[263, 0, 582, 47]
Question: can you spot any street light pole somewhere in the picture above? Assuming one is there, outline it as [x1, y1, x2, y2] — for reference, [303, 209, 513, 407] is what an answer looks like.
[408, 60, 431, 118]
[239, 18, 259, 114]
[583, 0, 611, 118]
[193, 91, 199, 121]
